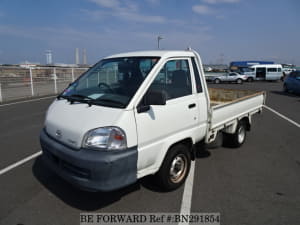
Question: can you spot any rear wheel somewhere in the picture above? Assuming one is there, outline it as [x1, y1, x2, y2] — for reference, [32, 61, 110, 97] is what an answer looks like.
[214, 78, 221, 84]
[155, 144, 191, 191]
[223, 121, 247, 148]
[247, 77, 254, 82]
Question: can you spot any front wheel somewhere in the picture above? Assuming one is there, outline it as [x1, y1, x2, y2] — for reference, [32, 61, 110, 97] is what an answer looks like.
[155, 144, 191, 191]
[236, 79, 243, 84]
[214, 78, 221, 84]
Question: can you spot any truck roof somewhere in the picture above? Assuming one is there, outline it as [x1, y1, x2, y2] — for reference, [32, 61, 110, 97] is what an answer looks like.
[105, 50, 195, 59]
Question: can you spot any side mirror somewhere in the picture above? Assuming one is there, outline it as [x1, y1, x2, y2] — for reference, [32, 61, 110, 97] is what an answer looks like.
[144, 90, 166, 105]
[137, 90, 166, 113]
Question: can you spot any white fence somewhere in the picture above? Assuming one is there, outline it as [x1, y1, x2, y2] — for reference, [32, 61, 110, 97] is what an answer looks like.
[0, 66, 89, 103]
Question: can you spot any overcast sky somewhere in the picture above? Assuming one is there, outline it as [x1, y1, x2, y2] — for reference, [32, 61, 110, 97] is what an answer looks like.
[0, 0, 299, 65]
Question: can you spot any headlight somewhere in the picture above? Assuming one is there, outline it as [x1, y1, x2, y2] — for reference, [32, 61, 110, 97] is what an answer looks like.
[83, 127, 127, 150]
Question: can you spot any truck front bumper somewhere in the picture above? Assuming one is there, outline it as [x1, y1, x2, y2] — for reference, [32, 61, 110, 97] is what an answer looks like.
[40, 129, 138, 192]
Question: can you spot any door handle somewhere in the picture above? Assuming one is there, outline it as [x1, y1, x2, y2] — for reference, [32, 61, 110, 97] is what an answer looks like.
[188, 103, 196, 109]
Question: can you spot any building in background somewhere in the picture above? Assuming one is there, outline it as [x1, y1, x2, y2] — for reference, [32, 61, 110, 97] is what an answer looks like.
[46, 50, 53, 65]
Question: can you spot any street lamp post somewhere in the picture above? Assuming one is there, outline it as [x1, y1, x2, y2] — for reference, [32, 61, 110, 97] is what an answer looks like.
[157, 35, 163, 49]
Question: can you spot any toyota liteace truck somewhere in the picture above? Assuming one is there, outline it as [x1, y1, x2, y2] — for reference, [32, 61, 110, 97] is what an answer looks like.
[40, 50, 266, 192]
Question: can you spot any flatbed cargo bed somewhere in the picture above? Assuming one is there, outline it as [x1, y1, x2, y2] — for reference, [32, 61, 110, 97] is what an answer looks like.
[209, 88, 265, 107]
[205, 88, 266, 142]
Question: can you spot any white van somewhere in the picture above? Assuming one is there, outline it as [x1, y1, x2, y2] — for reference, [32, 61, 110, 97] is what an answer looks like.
[247, 64, 283, 81]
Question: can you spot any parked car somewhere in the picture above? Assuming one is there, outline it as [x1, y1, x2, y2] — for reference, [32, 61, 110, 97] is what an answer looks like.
[281, 68, 296, 81]
[282, 67, 295, 76]
[283, 70, 300, 94]
[206, 72, 248, 84]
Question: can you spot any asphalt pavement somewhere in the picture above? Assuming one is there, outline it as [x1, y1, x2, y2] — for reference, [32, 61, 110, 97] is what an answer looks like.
[0, 81, 299, 225]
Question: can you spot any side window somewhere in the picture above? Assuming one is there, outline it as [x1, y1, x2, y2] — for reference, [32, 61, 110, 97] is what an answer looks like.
[192, 58, 203, 93]
[267, 67, 277, 72]
[278, 68, 282, 72]
[149, 59, 192, 100]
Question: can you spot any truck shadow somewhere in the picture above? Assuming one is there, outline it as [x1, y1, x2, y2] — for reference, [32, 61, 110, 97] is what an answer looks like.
[32, 144, 211, 210]
[195, 141, 211, 158]
[32, 156, 141, 211]
[32, 156, 186, 210]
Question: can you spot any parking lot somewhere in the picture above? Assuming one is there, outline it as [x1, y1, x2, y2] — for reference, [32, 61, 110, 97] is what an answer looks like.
[0, 81, 299, 225]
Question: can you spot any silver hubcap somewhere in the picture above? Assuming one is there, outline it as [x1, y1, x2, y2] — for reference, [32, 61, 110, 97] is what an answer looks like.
[238, 126, 245, 143]
[169, 154, 187, 183]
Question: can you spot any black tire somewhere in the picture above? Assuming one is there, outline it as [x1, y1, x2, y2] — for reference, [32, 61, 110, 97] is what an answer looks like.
[214, 78, 221, 84]
[223, 121, 247, 148]
[155, 144, 191, 191]
[247, 77, 254, 82]
[236, 78, 243, 84]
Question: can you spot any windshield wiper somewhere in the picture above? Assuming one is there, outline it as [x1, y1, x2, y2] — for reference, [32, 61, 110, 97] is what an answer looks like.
[57, 94, 125, 108]
[69, 94, 94, 100]
[68, 94, 96, 106]
[58, 94, 95, 106]
[57, 93, 66, 100]
[94, 98, 126, 108]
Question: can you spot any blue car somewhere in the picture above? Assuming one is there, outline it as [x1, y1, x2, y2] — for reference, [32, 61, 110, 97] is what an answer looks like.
[283, 70, 300, 94]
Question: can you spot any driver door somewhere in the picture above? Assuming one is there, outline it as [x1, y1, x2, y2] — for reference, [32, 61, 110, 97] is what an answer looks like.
[134, 58, 199, 176]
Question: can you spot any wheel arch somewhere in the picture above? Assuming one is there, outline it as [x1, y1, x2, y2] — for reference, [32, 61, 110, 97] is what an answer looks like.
[240, 116, 251, 131]
[167, 138, 195, 161]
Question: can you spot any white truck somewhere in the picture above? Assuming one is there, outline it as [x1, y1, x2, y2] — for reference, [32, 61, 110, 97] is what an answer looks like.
[40, 50, 266, 192]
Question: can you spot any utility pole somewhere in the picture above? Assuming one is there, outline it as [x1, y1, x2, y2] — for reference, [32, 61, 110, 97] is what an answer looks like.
[83, 48, 87, 65]
[157, 35, 163, 49]
[75, 48, 80, 65]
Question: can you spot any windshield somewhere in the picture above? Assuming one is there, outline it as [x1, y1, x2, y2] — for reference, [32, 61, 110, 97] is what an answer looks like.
[60, 57, 160, 108]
